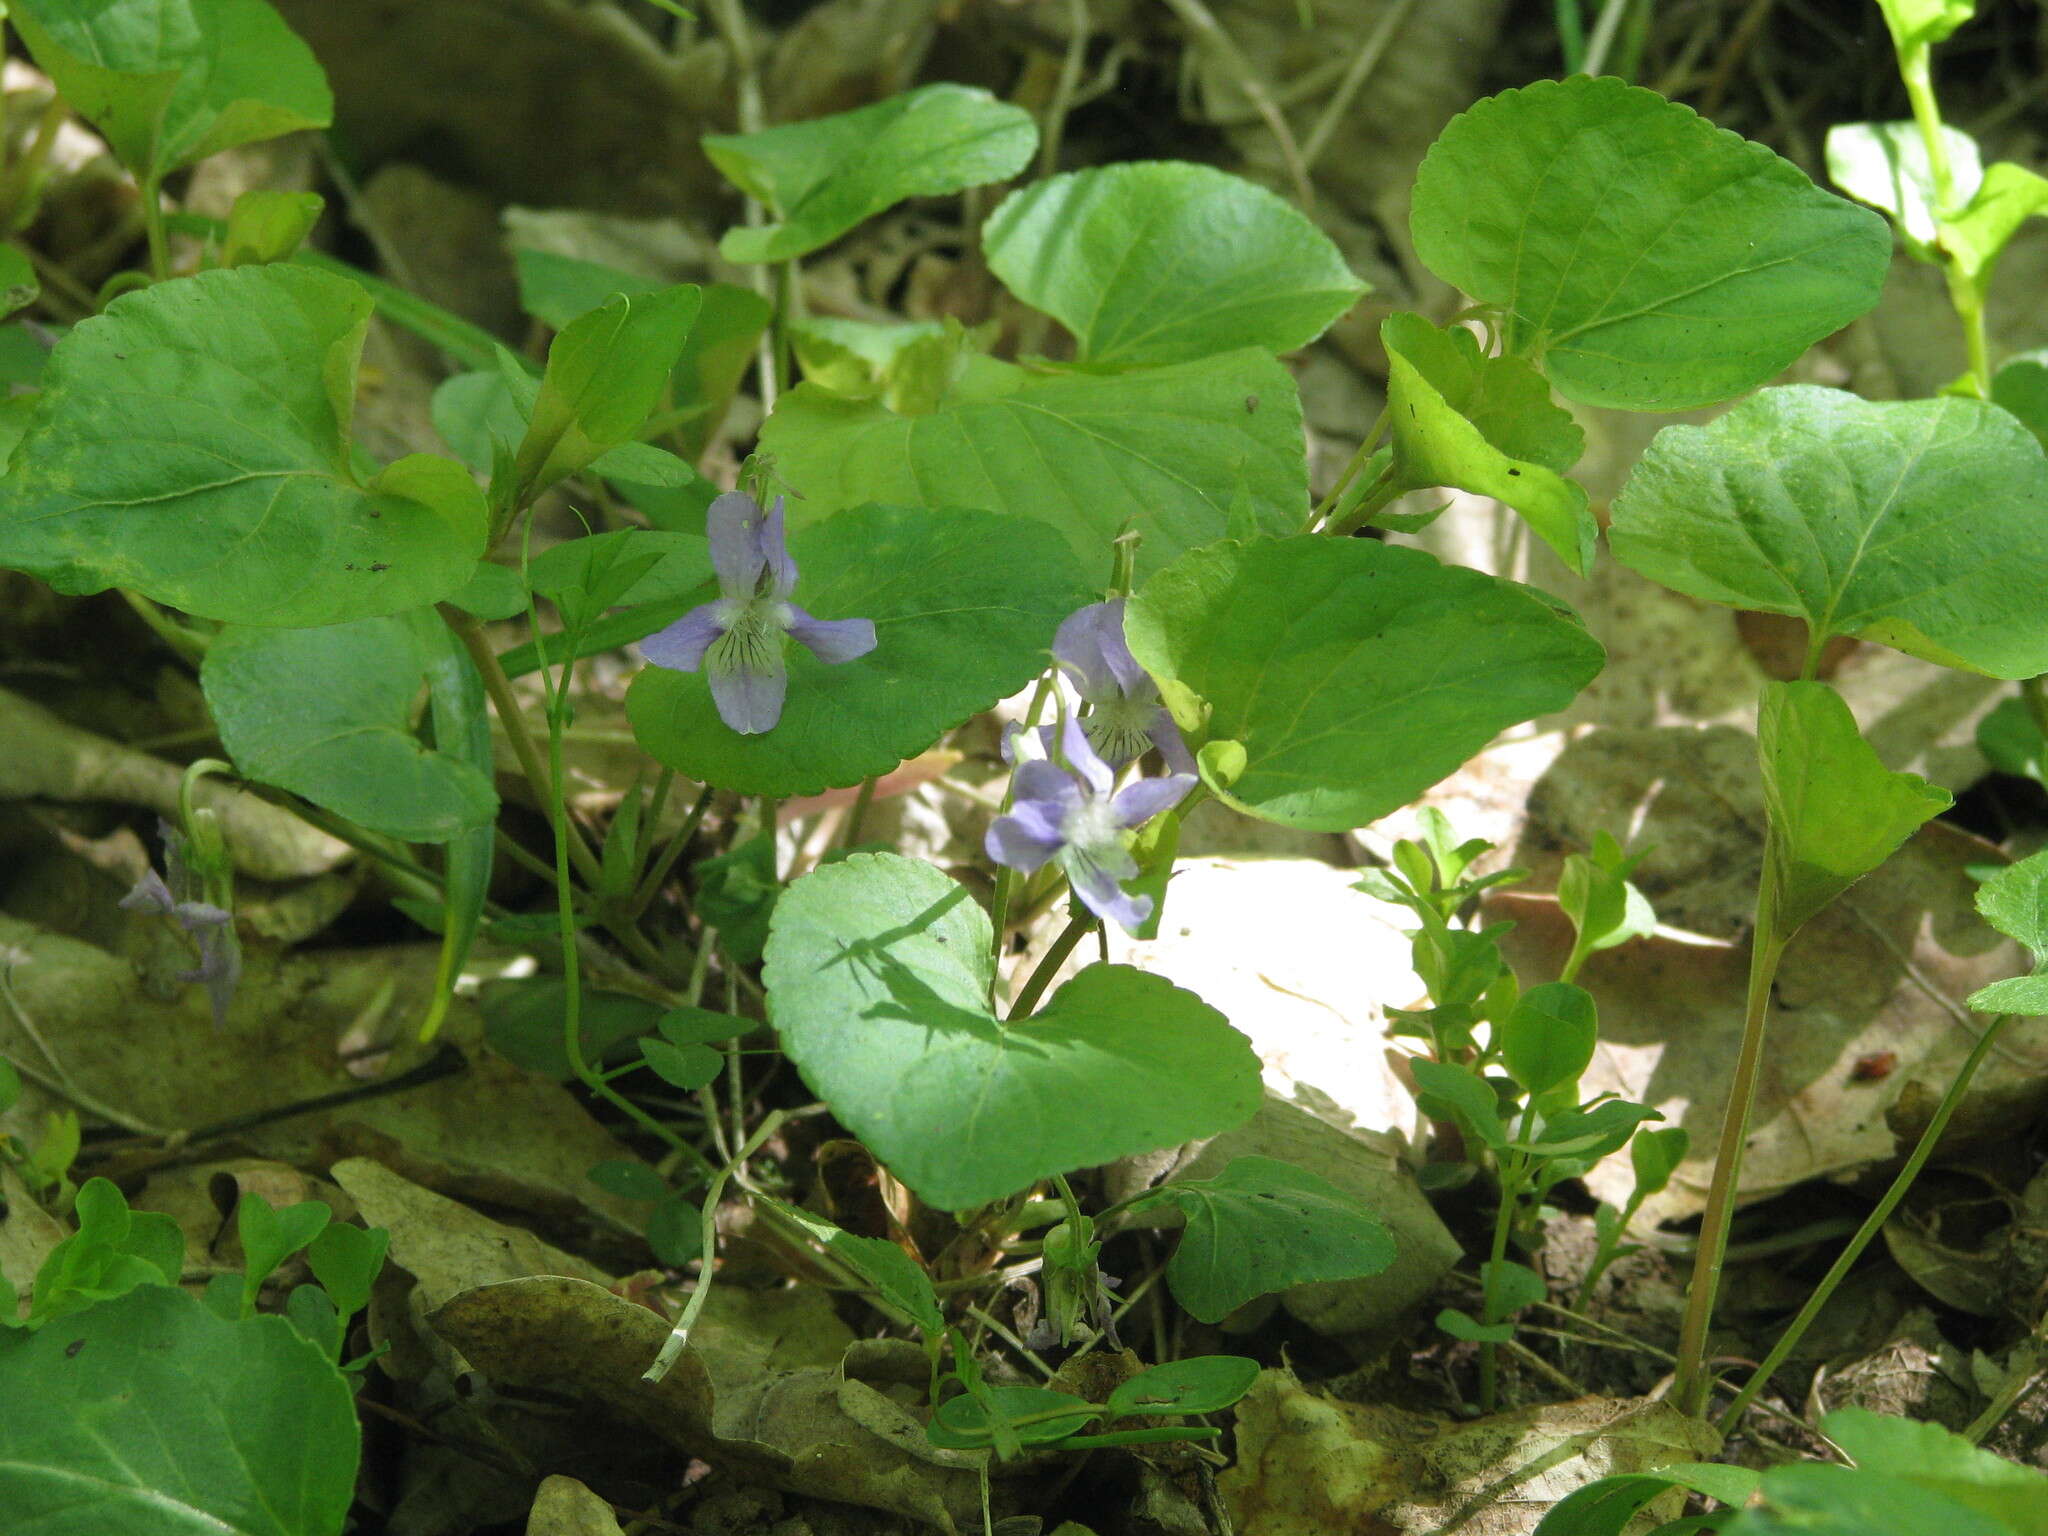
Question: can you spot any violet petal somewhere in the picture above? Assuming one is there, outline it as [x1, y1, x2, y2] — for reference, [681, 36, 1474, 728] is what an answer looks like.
[786, 606, 877, 665]
[707, 645, 788, 734]
[985, 815, 1064, 875]
[640, 603, 727, 672]
[706, 492, 769, 596]
[759, 497, 799, 597]
[1110, 773, 1194, 831]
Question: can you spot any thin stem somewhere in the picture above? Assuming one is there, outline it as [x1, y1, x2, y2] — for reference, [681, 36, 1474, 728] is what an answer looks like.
[1006, 910, 1094, 1020]
[1158, 0, 1316, 210]
[624, 784, 715, 923]
[139, 176, 171, 282]
[441, 605, 606, 891]
[1899, 46, 1992, 397]
[121, 590, 209, 662]
[1719, 1011, 2015, 1434]
[1672, 857, 1789, 1417]
[841, 776, 877, 850]
[1037, 0, 1090, 177]
[1579, 0, 1632, 77]
[643, 1108, 787, 1382]
[1300, 0, 1419, 169]
[1307, 407, 1389, 532]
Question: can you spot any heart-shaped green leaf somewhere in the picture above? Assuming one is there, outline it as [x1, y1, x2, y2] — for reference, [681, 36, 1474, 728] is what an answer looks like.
[761, 854, 1261, 1210]
[1610, 385, 2048, 678]
[1499, 982, 1597, 1098]
[1376, 311, 1593, 573]
[0, 265, 487, 624]
[1873, 0, 1976, 53]
[1411, 76, 1888, 409]
[0, 1286, 359, 1535]
[1758, 681, 1951, 939]
[627, 503, 1090, 796]
[10, 0, 331, 185]
[983, 160, 1365, 367]
[1125, 536, 1604, 830]
[1105, 1355, 1260, 1417]
[1991, 352, 2048, 449]
[1973, 846, 2048, 964]
[203, 610, 498, 842]
[758, 350, 1305, 580]
[705, 84, 1036, 264]
[1122, 1156, 1397, 1324]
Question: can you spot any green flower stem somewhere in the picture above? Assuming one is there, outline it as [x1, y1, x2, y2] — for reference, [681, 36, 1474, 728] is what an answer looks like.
[1006, 909, 1095, 1021]
[1479, 1102, 1536, 1415]
[1306, 407, 1389, 532]
[1672, 851, 1789, 1417]
[441, 604, 607, 893]
[841, 776, 878, 850]
[642, 1107, 788, 1384]
[121, 589, 210, 662]
[623, 783, 716, 924]
[140, 174, 171, 283]
[1898, 44, 1992, 397]
[1718, 1008, 2015, 1435]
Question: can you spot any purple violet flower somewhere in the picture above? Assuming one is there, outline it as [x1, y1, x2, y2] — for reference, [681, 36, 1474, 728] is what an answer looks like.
[986, 714, 1193, 934]
[640, 492, 876, 734]
[120, 827, 240, 1031]
[1053, 600, 1193, 773]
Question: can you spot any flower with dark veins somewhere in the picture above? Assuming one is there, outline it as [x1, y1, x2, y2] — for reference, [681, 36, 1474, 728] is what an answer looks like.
[1053, 599, 1192, 772]
[640, 491, 877, 734]
[986, 714, 1193, 933]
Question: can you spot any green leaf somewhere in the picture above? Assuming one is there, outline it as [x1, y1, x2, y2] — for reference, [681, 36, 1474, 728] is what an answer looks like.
[417, 605, 495, 1042]
[1124, 536, 1604, 830]
[1629, 1126, 1689, 1198]
[762, 1197, 943, 1337]
[982, 161, 1364, 367]
[477, 977, 664, 1081]
[203, 610, 499, 843]
[221, 188, 324, 267]
[587, 1159, 668, 1203]
[1500, 982, 1597, 1097]
[1124, 1156, 1397, 1324]
[1821, 1406, 2048, 1535]
[1972, 846, 2048, 962]
[1609, 385, 2048, 678]
[758, 350, 1307, 580]
[0, 246, 38, 320]
[304, 1223, 388, 1320]
[1436, 1307, 1514, 1344]
[10, 0, 331, 185]
[627, 503, 1091, 796]
[1532, 1466, 1763, 1536]
[0, 1285, 358, 1535]
[641, 1037, 723, 1091]
[1992, 352, 2048, 450]
[693, 834, 779, 966]
[1757, 681, 1950, 938]
[1517, 1098, 1661, 1159]
[1724, 1464, 2011, 1536]
[761, 854, 1262, 1210]
[647, 1196, 703, 1266]
[27, 1177, 183, 1327]
[704, 84, 1036, 264]
[0, 265, 487, 624]
[1826, 121, 1980, 255]
[515, 249, 665, 327]
[926, 1385, 1100, 1450]
[0, 1055, 19, 1115]
[237, 1194, 330, 1315]
[657, 1006, 758, 1045]
[1377, 311, 1593, 574]
[1966, 975, 2048, 1015]
[1873, 0, 1976, 53]
[1104, 1355, 1260, 1417]
[1409, 1058, 1508, 1152]
[1944, 161, 2048, 283]
[514, 285, 702, 503]
[1410, 76, 1888, 410]
[1481, 1257, 1547, 1321]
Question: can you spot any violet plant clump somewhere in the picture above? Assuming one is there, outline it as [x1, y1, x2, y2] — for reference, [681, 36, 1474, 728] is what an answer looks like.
[639, 490, 876, 734]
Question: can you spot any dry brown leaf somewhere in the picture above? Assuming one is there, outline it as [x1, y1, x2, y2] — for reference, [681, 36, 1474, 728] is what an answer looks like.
[1221, 1370, 1718, 1535]
[526, 1476, 624, 1536]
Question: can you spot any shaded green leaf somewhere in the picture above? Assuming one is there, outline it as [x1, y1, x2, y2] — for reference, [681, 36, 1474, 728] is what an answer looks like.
[627, 503, 1090, 796]
[705, 84, 1036, 264]
[763, 1197, 943, 1337]
[926, 1385, 1099, 1449]
[1410, 76, 1888, 409]
[203, 610, 499, 843]
[1123, 1155, 1397, 1324]
[477, 977, 664, 1081]
[587, 1160, 667, 1203]
[1629, 1126, 1689, 1198]
[1610, 386, 2048, 677]
[983, 160, 1364, 367]
[0, 1285, 358, 1535]
[761, 854, 1261, 1210]
[1758, 681, 1950, 938]
[0, 246, 38, 320]
[10, 0, 330, 184]
[0, 265, 486, 624]
[1533, 1465, 1762, 1536]
[236, 1194, 329, 1315]
[1125, 536, 1604, 830]
[1992, 352, 2048, 450]
[1409, 1058, 1507, 1152]
[221, 188, 324, 267]
[1972, 845, 2048, 962]
[304, 1223, 387, 1321]
[1821, 1405, 2048, 1535]
[641, 1037, 723, 1091]
[1105, 1355, 1260, 1417]
[1500, 982, 1597, 1098]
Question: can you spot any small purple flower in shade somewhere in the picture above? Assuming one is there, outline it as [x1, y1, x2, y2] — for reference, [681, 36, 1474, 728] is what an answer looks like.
[639, 491, 877, 735]
[985, 714, 1194, 934]
[1052, 600, 1193, 773]
[120, 847, 240, 1031]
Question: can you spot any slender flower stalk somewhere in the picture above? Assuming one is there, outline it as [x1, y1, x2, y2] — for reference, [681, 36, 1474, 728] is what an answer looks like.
[640, 492, 876, 734]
